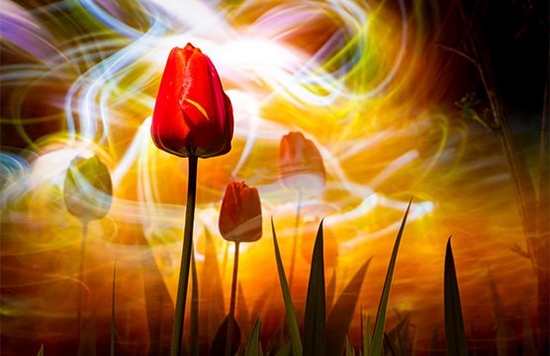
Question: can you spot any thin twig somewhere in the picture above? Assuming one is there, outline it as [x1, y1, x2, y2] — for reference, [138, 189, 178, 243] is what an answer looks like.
[450, 0, 548, 352]
[435, 43, 477, 65]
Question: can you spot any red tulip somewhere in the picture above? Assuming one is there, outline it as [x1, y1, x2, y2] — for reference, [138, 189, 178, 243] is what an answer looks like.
[151, 43, 234, 158]
[278, 131, 326, 194]
[219, 181, 262, 243]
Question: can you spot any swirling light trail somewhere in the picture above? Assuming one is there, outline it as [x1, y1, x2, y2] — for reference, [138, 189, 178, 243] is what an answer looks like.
[0, 0, 537, 354]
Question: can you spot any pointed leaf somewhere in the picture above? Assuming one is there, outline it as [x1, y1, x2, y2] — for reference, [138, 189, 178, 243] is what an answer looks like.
[245, 318, 263, 356]
[37, 344, 44, 356]
[345, 335, 355, 356]
[271, 218, 302, 356]
[210, 315, 241, 356]
[383, 332, 397, 356]
[363, 314, 371, 356]
[326, 257, 372, 356]
[387, 315, 412, 355]
[275, 341, 291, 356]
[304, 220, 326, 356]
[369, 199, 412, 356]
[444, 237, 467, 356]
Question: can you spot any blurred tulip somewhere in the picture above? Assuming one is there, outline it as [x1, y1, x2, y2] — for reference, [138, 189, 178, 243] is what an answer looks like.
[151, 43, 234, 158]
[278, 131, 326, 195]
[63, 154, 112, 341]
[279, 132, 326, 289]
[219, 181, 262, 243]
[64, 155, 112, 224]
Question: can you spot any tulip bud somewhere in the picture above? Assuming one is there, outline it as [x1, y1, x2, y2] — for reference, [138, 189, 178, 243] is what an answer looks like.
[278, 131, 326, 195]
[219, 181, 262, 243]
[151, 43, 234, 158]
[64, 155, 113, 223]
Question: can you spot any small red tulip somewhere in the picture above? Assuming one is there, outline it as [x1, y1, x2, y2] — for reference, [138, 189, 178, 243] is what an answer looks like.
[151, 43, 234, 158]
[219, 181, 262, 243]
[278, 131, 326, 194]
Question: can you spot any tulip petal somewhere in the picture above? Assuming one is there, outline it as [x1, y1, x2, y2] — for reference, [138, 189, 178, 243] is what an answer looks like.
[219, 181, 263, 243]
[151, 43, 233, 158]
[278, 132, 326, 195]
[183, 98, 210, 121]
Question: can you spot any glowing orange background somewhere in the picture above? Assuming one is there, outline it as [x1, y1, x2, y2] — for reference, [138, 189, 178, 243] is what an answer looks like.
[1, 0, 546, 355]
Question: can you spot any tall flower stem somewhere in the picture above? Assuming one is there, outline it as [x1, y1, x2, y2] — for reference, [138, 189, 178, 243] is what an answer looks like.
[288, 189, 303, 290]
[110, 262, 116, 356]
[225, 241, 240, 356]
[171, 155, 198, 356]
[77, 222, 89, 338]
[190, 247, 199, 356]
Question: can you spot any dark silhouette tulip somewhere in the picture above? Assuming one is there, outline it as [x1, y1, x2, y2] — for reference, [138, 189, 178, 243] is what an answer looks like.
[151, 43, 234, 158]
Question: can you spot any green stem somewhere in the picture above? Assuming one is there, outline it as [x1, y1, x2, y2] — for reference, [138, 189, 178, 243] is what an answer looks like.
[190, 247, 199, 356]
[171, 156, 199, 356]
[225, 242, 240, 356]
[111, 262, 116, 356]
[78, 222, 89, 338]
[288, 189, 303, 290]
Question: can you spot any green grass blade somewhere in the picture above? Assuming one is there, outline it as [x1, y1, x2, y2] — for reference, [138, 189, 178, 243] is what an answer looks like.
[275, 341, 291, 356]
[326, 257, 372, 356]
[368, 199, 412, 356]
[304, 220, 326, 356]
[386, 315, 413, 355]
[245, 317, 262, 356]
[37, 344, 44, 356]
[345, 335, 355, 356]
[383, 332, 397, 356]
[444, 237, 467, 356]
[362, 313, 371, 356]
[271, 218, 302, 356]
